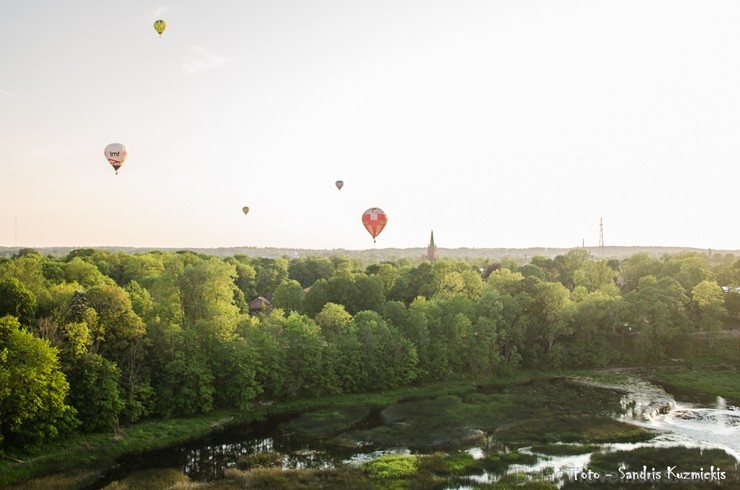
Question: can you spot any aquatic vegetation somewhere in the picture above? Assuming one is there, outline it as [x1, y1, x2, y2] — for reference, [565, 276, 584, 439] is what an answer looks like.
[224, 466, 374, 489]
[650, 367, 740, 405]
[101, 468, 211, 489]
[362, 454, 419, 479]
[4, 468, 100, 490]
[495, 415, 654, 444]
[280, 406, 370, 438]
[482, 451, 539, 473]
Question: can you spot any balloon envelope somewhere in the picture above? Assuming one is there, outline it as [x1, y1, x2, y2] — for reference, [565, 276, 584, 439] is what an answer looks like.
[104, 143, 128, 174]
[242, 207, 250, 215]
[153, 19, 166, 36]
[362, 207, 387, 242]
[335, 180, 344, 190]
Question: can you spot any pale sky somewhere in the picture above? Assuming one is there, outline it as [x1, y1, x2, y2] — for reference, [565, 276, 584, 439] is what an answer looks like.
[2, 1, 740, 251]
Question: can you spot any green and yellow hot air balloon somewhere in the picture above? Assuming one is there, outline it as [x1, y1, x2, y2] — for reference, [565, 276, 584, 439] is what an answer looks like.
[153, 20, 167, 37]
[242, 206, 250, 215]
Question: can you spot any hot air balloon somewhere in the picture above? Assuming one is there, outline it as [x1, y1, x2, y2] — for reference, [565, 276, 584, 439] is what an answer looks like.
[362, 207, 387, 243]
[104, 143, 128, 175]
[153, 20, 167, 37]
[335, 180, 344, 190]
[242, 206, 250, 215]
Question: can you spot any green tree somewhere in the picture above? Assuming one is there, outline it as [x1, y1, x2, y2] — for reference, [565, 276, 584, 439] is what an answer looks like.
[239, 314, 288, 401]
[152, 346, 214, 417]
[119, 252, 165, 286]
[272, 279, 306, 313]
[724, 291, 740, 326]
[573, 259, 619, 295]
[397, 300, 432, 378]
[366, 262, 400, 295]
[354, 274, 386, 313]
[518, 277, 573, 368]
[690, 280, 726, 346]
[276, 313, 326, 397]
[662, 253, 712, 293]
[468, 290, 505, 376]
[352, 311, 418, 390]
[210, 338, 262, 410]
[620, 254, 662, 292]
[288, 257, 334, 288]
[65, 352, 124, 433]
[566, 290, 623, 367]
[64, 257, 111, 288]
[315, 302, 352, 339]
[303, 278, 330, 317]
[325, 273, 359, 313]
[225, 255, 257, 304]
[623, 276, 691, 362]
[518, 263, 546, 280]
[0, 316, 78, 448]
[553, 249, 590, 290]
[0, 277, 36, 324]
[0, 254, 51, 315]
[255, 258, 289, 297]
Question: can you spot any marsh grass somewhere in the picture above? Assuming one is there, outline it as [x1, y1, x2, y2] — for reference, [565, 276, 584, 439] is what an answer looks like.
[280, 405, 370, 438]
[224, 466, 376, 489]
[101, 467, 211, 489]
[4, 467, 100, 490]
[495, 415, 652, 444]
[650, 367, 740, 405]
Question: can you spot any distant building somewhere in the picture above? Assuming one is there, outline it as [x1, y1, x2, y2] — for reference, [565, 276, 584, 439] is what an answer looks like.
[423, 230, 437, 261]
[249, 296, 272, 315]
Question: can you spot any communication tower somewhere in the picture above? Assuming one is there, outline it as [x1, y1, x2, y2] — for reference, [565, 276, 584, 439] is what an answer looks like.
[598, 218, 605, 257]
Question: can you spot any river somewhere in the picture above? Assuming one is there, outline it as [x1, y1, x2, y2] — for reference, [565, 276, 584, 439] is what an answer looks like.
[86, 375, 740, 488]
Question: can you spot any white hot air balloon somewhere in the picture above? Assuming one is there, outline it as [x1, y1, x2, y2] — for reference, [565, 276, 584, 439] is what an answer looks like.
[104, 143, 128, 175]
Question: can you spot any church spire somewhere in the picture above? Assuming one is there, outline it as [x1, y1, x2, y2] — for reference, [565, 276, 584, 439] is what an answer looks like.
[426, 230, 437, 261]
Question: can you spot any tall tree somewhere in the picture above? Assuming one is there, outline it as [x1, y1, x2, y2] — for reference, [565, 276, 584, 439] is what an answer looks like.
[65, 352, 124, 433]
[690, 280, 726, 347]
[272, 279, 306, 313]
[0, 316, 78, 448]
[0, 277, 36, 324]
[623, 276, 691, 362]
[255, 258, 289, 297]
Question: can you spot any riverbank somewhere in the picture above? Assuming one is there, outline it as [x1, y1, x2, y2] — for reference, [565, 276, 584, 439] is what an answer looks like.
[1, 378, 490, 488]
[4, 366, 739, 489]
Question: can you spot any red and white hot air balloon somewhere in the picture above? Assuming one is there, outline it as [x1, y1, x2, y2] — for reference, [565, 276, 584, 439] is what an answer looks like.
[362, 207, 387, 243]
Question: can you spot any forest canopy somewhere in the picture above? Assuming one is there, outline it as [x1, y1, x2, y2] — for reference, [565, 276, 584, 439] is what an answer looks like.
[1, 248, 739, 451]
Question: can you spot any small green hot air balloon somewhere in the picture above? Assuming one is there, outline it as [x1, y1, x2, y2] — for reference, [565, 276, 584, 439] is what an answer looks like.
[242, 206, 250, 215]
[153, 19, 167, 37]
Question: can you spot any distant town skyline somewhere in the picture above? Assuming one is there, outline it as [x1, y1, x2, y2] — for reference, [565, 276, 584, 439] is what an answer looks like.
[3, 1, 740, 251]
